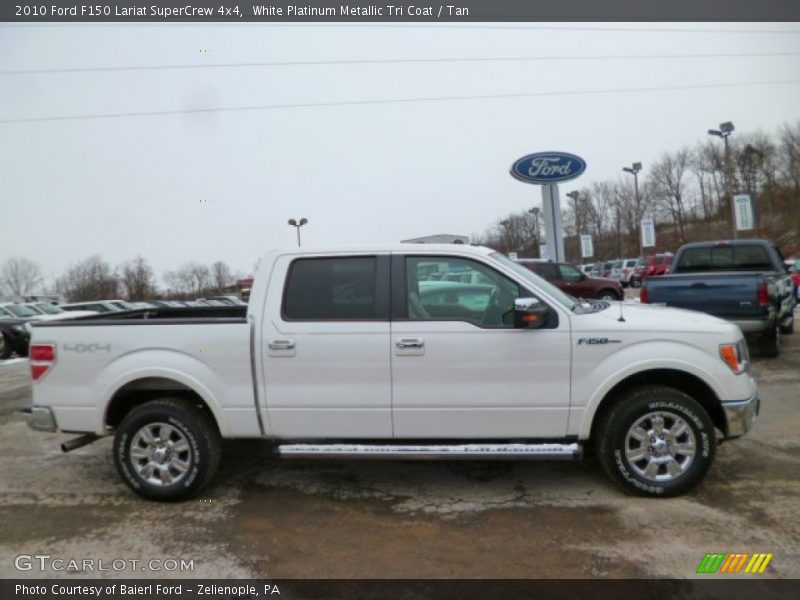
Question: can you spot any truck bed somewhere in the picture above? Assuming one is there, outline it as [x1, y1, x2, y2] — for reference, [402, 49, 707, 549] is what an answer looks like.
[32, 305, 248, 326]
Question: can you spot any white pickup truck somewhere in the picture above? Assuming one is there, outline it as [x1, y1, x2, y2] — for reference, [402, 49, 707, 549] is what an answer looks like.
[26, 245, 760, 500]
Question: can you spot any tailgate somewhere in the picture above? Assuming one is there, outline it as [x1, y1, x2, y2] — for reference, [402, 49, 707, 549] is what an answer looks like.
[646, 274, 763, 318]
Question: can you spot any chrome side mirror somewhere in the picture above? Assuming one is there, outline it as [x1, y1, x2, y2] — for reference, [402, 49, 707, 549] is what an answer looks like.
[514, 297, 549, 329]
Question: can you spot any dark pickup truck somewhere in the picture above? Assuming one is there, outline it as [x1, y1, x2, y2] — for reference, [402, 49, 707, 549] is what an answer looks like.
[641, 239, 796, 356]
[0, 317, 31, 359]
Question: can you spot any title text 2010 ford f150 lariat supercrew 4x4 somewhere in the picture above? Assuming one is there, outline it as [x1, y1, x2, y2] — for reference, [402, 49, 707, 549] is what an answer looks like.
[25, 245, 759, 500]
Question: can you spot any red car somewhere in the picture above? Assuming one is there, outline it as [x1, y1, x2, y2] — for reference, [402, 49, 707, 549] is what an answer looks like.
[787, 258, 800, 299]
[644, 253, 673, 276]
[517, 260, 623, 301]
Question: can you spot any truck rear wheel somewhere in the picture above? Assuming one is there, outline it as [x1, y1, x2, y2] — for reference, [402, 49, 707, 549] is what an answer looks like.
[760, 326, 780, 357]
[595, 386, 716, 497]
[113, 398, 221, 501]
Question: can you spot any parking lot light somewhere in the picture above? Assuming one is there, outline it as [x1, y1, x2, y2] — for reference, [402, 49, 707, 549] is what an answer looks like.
[708, 121, 736, 238]
[288, 218, 308, 247]
[622, 162, 643, 256]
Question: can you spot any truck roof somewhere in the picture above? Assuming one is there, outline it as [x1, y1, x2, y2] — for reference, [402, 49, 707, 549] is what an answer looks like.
[261, 243, 495, 257]
[677, 239, 773, 249]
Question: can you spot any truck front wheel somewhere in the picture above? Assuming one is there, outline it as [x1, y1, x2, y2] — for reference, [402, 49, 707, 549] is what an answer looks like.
[595, 386, 716, 497]
[113, 398, 221, 501]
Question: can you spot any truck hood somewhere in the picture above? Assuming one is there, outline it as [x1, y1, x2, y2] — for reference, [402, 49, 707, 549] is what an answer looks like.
[575, 301, 740, 337]
[53, 311, 98, 319]
[30, 313, 69, 321]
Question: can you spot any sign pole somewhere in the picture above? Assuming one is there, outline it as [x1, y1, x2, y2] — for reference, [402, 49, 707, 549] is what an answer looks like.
[541, 183, 565, 263]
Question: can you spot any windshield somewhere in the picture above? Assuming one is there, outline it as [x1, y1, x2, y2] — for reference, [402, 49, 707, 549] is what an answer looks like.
[6, 304, 40, 318]
[489, 252, 577, 311]
[110, 301, 135, 310]
[34, 303, 64, 314]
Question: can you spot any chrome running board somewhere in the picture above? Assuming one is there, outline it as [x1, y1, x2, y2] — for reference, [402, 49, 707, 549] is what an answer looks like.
[278, 442, 581, 460]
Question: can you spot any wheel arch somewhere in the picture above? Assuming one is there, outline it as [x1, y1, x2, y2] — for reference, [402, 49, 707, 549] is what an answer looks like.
[598, 288, 621, 300]
[588, 368, 726, 441]
[104, 375, 224, 436]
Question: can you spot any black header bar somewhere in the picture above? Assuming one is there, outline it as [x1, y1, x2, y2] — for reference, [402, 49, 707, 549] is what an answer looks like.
[2, 1, 800, 22]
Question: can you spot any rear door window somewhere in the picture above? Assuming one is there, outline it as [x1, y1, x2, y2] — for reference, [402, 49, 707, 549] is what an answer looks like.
[283, 256, 382, 320]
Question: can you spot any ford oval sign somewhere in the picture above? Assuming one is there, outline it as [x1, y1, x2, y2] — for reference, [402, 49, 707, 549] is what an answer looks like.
[510, 152, 586, 184]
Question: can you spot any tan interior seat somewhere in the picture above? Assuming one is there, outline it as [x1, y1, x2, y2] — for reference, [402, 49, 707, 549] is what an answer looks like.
[408, 291, 431, 319]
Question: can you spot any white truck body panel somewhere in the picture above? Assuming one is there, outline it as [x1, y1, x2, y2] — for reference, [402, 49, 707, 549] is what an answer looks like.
[30, 244, 758, 445]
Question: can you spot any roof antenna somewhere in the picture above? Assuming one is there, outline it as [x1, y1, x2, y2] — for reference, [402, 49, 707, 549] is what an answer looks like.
[617, 296, 626, 322]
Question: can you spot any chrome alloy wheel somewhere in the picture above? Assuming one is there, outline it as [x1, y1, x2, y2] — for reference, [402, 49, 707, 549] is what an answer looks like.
[129, 422, 192, 486]
[624, 411, 696, 482]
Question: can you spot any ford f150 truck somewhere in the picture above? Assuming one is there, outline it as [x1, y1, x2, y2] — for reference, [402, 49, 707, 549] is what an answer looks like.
[26, 245, 759, 500]
[640, 239, 796, 357]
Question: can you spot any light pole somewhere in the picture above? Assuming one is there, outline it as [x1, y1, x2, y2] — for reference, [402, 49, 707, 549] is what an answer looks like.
[287, 218, 308, 247]
[622, 162, 642, 256]
[708, 121, 735, 237]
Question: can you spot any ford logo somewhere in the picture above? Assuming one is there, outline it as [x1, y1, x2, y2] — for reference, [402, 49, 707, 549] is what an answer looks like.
[510, 152, 587, 184]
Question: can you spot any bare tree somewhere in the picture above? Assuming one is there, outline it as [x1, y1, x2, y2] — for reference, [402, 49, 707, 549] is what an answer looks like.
[120, 256, 157, 301]
[477, 210, 540, 256]
[690, 146, 716, 221]
[211, 261, 233, 292]
[55, 256, 119, 302]
[779, 121, 800, 191]
[1, 257, 43, 296]
[650, 148, 692, 243]
[164, 262, 212, 297]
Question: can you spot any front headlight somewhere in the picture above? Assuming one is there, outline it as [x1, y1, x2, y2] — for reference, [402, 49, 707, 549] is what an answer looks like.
[719, 340, 749, 375]
[738, 338, 751, 372]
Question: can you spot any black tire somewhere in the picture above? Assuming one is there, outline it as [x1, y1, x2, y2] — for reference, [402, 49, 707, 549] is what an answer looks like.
[0, 333, 11, 359]
[599, 290, 620, 301]
[630, 279, 641, 289]
[779, 315, 794, 335]
[113, 398, 221, 501]
[595, 386, 716, 497]
[760, 326, 780, 357]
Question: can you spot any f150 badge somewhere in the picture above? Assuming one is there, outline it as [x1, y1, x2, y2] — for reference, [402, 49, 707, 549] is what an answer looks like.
[577, 338, 621, 345]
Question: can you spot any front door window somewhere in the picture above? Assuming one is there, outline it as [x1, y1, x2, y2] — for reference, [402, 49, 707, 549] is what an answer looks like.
[407, 257, 520, 328]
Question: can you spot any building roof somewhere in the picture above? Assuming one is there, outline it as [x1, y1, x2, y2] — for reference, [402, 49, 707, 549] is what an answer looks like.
[401, 234, 471, 244]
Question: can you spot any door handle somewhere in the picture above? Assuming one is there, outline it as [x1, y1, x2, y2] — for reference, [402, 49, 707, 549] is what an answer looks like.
[268, 339, 295, 351]
[396, 338, 424, 349]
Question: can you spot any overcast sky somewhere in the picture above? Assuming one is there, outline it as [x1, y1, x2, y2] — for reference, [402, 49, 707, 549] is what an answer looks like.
[1, 23, 799, 283]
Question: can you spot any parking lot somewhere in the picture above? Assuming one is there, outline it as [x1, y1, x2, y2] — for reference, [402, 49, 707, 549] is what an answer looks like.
[0, 321, 797, 581]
